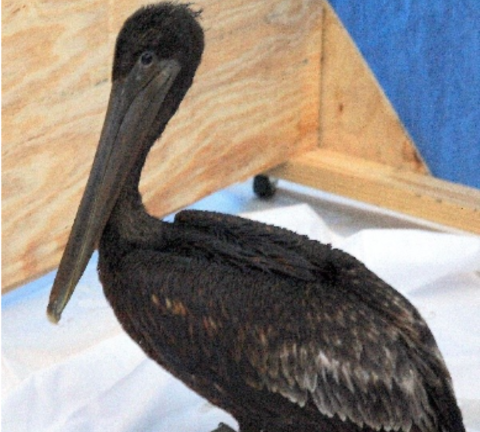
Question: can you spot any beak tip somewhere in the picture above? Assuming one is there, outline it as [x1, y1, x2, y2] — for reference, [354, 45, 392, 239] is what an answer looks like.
[46, 304, 61, 324]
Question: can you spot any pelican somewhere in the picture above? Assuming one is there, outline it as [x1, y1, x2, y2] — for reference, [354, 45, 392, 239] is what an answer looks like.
[47, 3, 465, 431]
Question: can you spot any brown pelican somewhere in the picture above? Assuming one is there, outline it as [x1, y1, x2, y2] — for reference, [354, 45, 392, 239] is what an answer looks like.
[47, 3, 465, 431]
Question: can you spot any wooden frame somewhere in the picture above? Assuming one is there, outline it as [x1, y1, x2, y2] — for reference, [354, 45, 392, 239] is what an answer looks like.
[2, 0, 479, 293]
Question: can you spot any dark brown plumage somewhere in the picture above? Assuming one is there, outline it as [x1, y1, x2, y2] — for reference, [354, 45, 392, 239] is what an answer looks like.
[47, 3, 465, 432]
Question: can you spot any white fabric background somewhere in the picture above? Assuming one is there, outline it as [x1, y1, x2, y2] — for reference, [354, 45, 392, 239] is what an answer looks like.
[3, 180, 479, 431]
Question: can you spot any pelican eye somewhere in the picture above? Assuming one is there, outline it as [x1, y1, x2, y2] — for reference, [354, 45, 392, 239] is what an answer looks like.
[140, 51, 154, 66]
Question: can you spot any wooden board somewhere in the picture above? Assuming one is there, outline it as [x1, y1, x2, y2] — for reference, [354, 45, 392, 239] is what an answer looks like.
[2, 0, 323, 292]
[268, 149, 480, 234]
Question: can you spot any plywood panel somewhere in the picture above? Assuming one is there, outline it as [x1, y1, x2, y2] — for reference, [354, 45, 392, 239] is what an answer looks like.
[2, 0, 322, 292]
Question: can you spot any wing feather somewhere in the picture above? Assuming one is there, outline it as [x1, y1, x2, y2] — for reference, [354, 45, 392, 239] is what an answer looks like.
[245, 319, 448, 432]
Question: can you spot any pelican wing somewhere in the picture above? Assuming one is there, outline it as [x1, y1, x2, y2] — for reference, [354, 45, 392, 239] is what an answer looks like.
[243, 320, 435, 431]
[117, 247, 459, 432]
[122, 210, 462, 432]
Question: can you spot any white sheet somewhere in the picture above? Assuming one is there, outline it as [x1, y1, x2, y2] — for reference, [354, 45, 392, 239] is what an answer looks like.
[3, 181, 480, 432]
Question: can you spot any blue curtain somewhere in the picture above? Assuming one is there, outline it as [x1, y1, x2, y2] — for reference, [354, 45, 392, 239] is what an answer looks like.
[329, 1, 480, 188]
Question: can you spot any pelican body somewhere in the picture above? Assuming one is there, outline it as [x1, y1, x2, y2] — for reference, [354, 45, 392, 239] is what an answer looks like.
[47, 3, 465, 432]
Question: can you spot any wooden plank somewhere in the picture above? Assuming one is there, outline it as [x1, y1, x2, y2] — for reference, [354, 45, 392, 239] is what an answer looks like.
[2, 0, 322, 292]
[268, 149, 480, 234]
[319, 2, 428, 173]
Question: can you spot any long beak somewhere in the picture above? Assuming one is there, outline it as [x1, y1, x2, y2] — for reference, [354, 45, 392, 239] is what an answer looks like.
[47, 59, 181, 323]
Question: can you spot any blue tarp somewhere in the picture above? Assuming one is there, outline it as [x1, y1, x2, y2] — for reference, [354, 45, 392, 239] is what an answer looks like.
[330, 1, 479, 189]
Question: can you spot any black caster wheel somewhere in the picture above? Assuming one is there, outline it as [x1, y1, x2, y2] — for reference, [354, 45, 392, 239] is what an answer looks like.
[211, 423, 236, 432]
[253, 175, 278, 199]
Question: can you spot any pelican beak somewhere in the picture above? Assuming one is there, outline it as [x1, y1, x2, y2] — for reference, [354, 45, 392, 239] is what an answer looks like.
[47, 59, 181, 323]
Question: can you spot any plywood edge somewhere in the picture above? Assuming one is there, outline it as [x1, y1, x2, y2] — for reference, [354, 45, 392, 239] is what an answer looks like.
[267, 149, 480, 234]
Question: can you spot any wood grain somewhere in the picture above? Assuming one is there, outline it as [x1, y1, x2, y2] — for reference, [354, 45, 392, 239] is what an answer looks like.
[268, 149, 480, 234]
[2, 0, 322, 292]
[5, 0, 472, 293]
